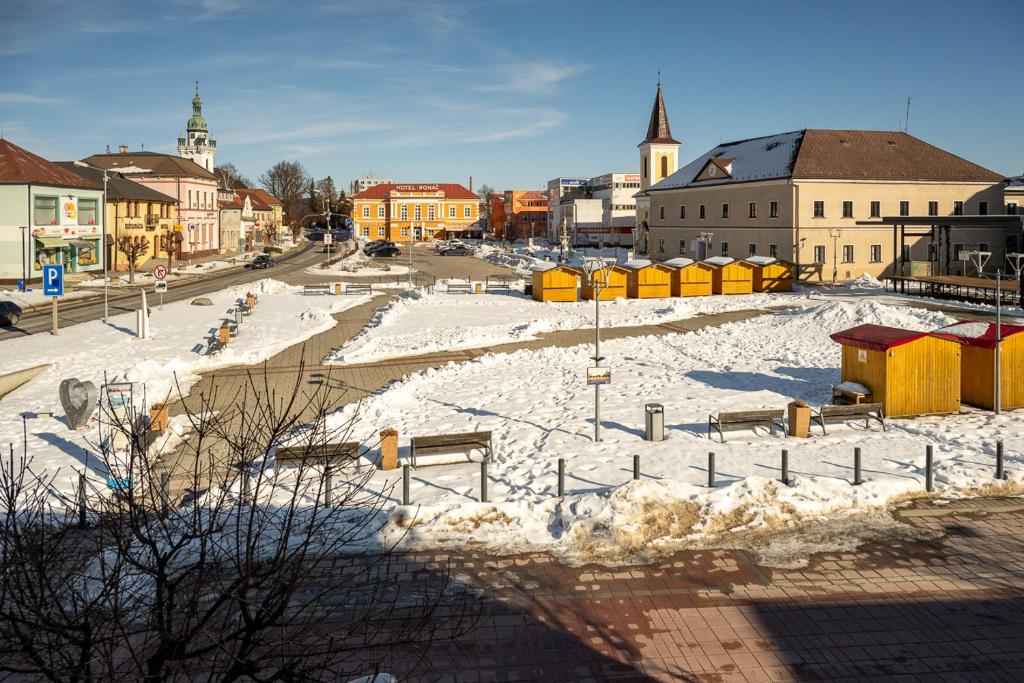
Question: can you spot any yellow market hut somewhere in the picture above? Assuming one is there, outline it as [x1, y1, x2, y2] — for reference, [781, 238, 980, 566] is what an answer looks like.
[580, 264, 628, 301]
[531, 263, 582, 302]
[746, 256, 795, 293]
[664, 257, 714, 297]
[623, 259, 673, 299]
[933, 321, 1024, 410]
[830, 324, 962, 417]
[706, 257, 755, 295]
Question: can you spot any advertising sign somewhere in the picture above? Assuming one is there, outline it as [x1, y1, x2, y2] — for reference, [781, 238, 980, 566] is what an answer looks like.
[587, 367, 611, 385]
[60, 197, 78, 226]
[560, 178, 587, 187]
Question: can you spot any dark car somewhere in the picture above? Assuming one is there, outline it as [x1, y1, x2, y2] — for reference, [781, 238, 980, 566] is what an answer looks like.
[251, 254, 275, 269]
[364, 241, 394, 255]
[321, 242, 337, 253]
[440, 246, 471, 256]
[373, 246, 402, 258]
[0, 301, 23, 326]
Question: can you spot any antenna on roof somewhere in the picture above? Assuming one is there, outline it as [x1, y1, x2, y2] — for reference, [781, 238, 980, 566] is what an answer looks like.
[140, 141, 144, 151]
[904, 97, 911, 132]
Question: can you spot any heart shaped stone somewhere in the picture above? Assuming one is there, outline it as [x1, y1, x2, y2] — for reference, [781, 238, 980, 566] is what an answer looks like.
[59, 378, 98, 431]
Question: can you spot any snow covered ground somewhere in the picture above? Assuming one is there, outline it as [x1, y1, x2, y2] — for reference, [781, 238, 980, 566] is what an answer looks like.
[311, 298, 1023, 566]
[0, 279, 369, 498]
[325, 289, 795, 364]
[0, 287, 97, 307]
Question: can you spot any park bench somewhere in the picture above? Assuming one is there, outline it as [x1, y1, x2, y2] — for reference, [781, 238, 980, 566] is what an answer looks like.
[410, 431, 492, 467]
[303, 284, 332, 295]
[236, 299, 252, 316]
[708, 409, 786, 442]
[446, 282, 472, 294]
[344, 283, 371, 295]
[812, 403, 885, 435]
[485, 276, 512, 292]
[275, 441, 362, 466]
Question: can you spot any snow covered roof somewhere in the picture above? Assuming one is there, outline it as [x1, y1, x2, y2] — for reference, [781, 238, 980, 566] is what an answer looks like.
[744, 255, 777, 266]
[529, 262, 558, 272]
[622, 259, 654, 269]
[652, 130, 804, 190]
[703, 256, 735, 266]
[662, 257, 694, 268]
[931, 321, 1024, 349]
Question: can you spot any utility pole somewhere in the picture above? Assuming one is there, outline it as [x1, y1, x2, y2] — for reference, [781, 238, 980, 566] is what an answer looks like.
[829, 228, 841, 286]
[996, 269, 1002, 415]
[581, 256, 606, 442]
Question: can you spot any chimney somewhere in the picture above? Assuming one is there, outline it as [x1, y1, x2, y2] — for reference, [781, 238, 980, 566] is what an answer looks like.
[118, 144, 128, 154]
[469, 176, 473, 192]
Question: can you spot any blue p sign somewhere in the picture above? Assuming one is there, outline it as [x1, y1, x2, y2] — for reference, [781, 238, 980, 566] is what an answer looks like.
[43, 265, 64, 297]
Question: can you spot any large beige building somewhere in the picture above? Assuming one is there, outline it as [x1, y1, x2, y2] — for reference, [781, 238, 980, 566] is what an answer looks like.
[638, 122, 1012, 281]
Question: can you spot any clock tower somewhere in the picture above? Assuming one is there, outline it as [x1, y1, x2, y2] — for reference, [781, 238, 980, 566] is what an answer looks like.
[635, 77, 680, 254]
[177, 81, 217, 172]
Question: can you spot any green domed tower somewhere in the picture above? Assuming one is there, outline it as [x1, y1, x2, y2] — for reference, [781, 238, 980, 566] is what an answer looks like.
[177, 81, 217, 171]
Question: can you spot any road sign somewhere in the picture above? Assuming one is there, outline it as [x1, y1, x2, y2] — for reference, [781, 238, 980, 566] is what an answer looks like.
[154, 281, 168, 294]
[42, 265, 63, 297]
[153, 264, 168, 281]
[323, 233, 333, 245]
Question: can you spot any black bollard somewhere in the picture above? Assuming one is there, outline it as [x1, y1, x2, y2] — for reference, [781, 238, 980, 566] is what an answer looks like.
[557, 458, 565, 497]
[926, 445, 934, 492]
[633, 454, 640, 481]
[996, 441, 1005, 480]
[77, 470, 87, 529]
[708, 452, 715, 488]
[781, 449, 789, 486]
[481, 460, 489, 503]
[402, 464, 410, 505]
[854, 447, 862, 486]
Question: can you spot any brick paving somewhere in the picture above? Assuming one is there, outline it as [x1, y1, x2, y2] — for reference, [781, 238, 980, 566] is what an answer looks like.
[335, 497, 1024, 681]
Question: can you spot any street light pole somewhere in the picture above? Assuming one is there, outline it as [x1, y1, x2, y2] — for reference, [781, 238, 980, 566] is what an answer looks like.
[996, 269, 1002, 415]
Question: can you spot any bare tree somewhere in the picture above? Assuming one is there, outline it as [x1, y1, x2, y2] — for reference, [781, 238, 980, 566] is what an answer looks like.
[476, 184, 495, 231]
[0, 361, 477, 680]
[259, 161, 310, 230]
[116, 234, 150, 284]
[214, 162, 252, 190]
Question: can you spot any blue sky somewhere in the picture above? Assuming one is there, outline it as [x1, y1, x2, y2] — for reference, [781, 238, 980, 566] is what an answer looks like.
[2, 0, 1022, 191]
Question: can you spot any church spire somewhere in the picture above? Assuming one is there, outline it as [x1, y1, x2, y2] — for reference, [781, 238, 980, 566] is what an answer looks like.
[643, 78, 679, 145]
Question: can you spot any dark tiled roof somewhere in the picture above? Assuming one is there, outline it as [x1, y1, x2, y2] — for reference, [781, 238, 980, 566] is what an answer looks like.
[53, 163, 178, 203]
[351, 183, 479, 200]
[642, 83, 679, 146]
[80, 151, 217, 180]
[0, 139, 103, 188]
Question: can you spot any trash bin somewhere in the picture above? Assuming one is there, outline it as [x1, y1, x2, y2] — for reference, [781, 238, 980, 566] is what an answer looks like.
[524, 283, 533, 297]
[788, 400, 811, 438]
[644, 403, 665, 441]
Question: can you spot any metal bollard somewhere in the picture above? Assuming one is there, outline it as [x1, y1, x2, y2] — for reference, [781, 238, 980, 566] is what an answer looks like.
[925, 445, 934, 492]
[708, 452, 715, 488]
[780, 449, 789, 486]
[633, 454, 640, 481]
[480, 459, 489, 503]
[235, 307, 243, 327]
[242, 467, 252, 503]
[854, 447, 862, 486]
[324, 464, 333, 507]
[77, 470, 87, 529]
[557, 458, 565, 497]
[996, 441, 1005, 480]
[402, 464, 410, 505]
[160, 471, 170, 518]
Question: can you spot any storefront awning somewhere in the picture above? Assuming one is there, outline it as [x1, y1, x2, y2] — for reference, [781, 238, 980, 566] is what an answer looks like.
[35, 237, 67, 249]
[69, 239, 96, 249]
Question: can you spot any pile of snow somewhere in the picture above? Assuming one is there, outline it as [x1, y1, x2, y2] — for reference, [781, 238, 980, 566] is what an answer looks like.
[304, 246, 410, 278]
[936, 321, 990, 339]
[849, 273, 883, 289]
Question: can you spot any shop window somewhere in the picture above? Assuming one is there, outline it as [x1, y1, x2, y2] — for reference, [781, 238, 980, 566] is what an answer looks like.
[78, 198, 98, 225]
[77, 241, 97, 266]
[34, 196, 58, 225]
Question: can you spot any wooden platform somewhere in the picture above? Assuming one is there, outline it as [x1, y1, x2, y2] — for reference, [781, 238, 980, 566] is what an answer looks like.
[885, 274, 1021, 307]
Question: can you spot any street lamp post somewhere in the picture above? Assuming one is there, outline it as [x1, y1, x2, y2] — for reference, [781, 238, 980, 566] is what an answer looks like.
[19, 226, 27, 288]
[580, 255, 607, 442]
[828, 228, 842, 286]
[74, 161, 109, 322]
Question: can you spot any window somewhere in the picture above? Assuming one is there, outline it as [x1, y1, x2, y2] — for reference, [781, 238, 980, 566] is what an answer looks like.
[400, 205, 408, 220]
[449, 205, 456, 218]
[362, 206, 370, 218]
[748, 202, 756, 218]
[678, 240, 686, 255]
[660, 155, 668, 178]
[188, 190, 193, 208]
[842, 245, 854, 263]
[769, 201, 778, 219]
[78, 198, 98, 225]
[658, 239, 665, 253]
[899, 201, 910, 216]
[659, 206, 665, 219]
[698, 204, 706, 219]
[953, 201, 963, 215]
[428, 205, 435, 220]
[928, 201, 938, 216]
[953, 243, 964, 261]
[813, 201, 824, 218]
[642, 156, 648, 179]
[401, 227, 409, 237]
[813, 245, 826, 263]
[464, 205, 471, 218]
[361, 227, 369, 237]
[769, 244, 778, 258]
[414, 205, 422, 220]
[378, 227, 385, 237]
[721, 242, 729, 257]
[1009, 203, 1019, 215]
[34, 196, 57, 224]
[377, 205, 385, 218]
[842, 201, 853, 218]
[870, 244, 882, 263]
[870, 201, 880, 218]
[748, 243, 757, 257]
[979, 201, 988, 216]
[901, 244, 911, 262]
[721, 203, 729, 219]
[679, 205, 685, 219]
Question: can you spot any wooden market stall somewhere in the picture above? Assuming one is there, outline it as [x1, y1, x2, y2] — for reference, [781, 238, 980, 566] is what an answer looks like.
[623, 259, 673, 299]
[664, 257, 714, 297]
[746, 256, 795, 293]
[705, 256, 755, 295]
[830, 324, 962, 418]
[530, 263, 582, 302]
[580, 264, 628, 301]
[932, 321, 1024, 410]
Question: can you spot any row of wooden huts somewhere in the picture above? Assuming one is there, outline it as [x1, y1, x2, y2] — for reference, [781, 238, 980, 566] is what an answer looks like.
[530, 255, 793, 303]
[831, 321, 1024, 417]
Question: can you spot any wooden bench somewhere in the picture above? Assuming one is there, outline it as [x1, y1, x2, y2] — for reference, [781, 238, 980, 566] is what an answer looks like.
[812, 403, 885, 435]
[410, 431, 492, 467]
[344, 283, 371, 295]
[708, 409, 786, 442]
[447, 282, 472, 294]
[275, 441, 362, 466]
[303, 284, 332, 295]
[486, 276, 512, 292]
[831, 384, 874, 405]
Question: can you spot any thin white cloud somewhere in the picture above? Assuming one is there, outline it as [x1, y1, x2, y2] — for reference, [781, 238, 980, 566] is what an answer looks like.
[76, 20, 143, 34]
[229, 119, 397, 145]
[476, 60, 586, 95]
[0, 92, 63, 106]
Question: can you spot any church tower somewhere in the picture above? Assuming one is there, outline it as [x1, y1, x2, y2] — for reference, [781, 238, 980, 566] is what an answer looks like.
[638, 77, 680, 191]
[177, 81, 217, 172]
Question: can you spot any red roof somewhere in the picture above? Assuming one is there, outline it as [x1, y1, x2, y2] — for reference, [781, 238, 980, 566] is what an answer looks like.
[931, 321, 1024, 349]
[351, 182, 479, 200]
[235, 189, 272, 211]
[241, 188, 280, 206]
[830, 324, 934, 352]
[0, 139, 103, 188]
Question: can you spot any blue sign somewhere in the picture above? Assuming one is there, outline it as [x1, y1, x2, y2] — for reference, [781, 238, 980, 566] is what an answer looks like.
[42, 265, 63, 297]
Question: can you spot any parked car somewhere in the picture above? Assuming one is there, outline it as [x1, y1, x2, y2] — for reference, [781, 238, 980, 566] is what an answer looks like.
[435, 239, 466, 253]
[372, 246, 402, 258]
[321, 242, 337, 253]
[440, 246, 471, 256]
[251, 254, 275, 269]
[0, 301, 23, 327]
[364, 241, 394, 255]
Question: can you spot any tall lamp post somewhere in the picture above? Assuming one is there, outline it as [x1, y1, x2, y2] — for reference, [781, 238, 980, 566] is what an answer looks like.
[73, 161, 109, 322]
[580, 255, 608, 442]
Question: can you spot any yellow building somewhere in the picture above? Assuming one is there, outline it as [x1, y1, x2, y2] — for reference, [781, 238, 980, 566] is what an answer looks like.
[351, 182, 480, 242]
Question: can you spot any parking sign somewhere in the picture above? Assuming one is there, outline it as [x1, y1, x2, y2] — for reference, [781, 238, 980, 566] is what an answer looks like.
[43, 265, 63, 297]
